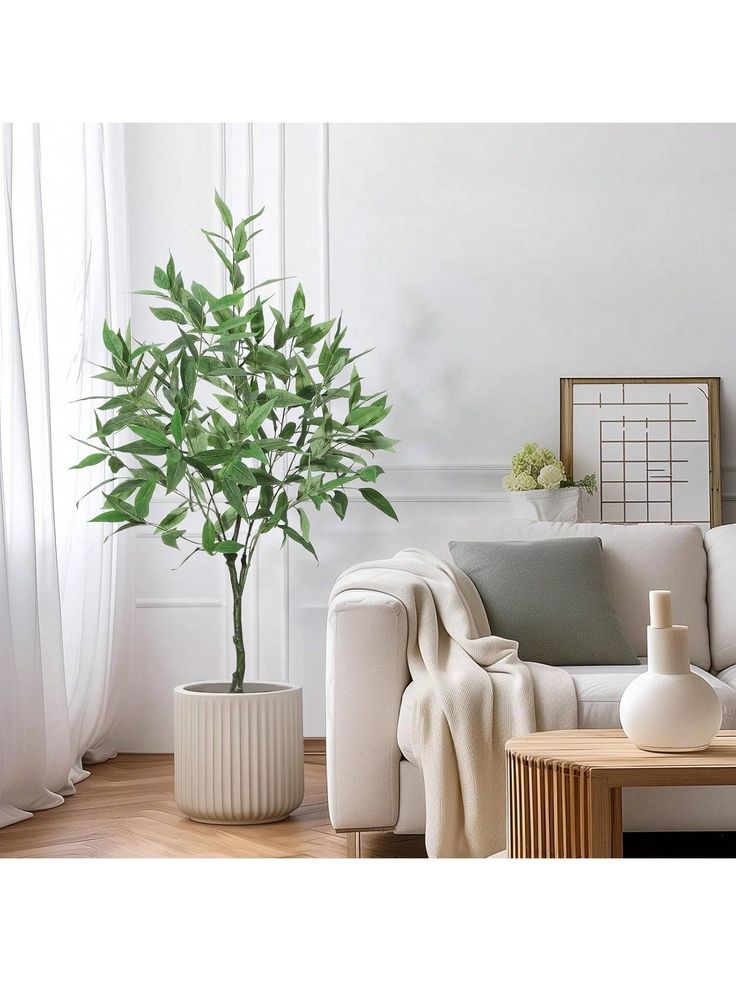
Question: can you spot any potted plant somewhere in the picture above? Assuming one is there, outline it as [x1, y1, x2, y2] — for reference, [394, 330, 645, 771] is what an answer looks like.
[502, 441, 596, 521]
[76, 193, 397, 824]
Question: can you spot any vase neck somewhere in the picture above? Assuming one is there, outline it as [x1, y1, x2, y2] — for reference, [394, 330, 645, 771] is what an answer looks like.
[647, 624, 690, 675]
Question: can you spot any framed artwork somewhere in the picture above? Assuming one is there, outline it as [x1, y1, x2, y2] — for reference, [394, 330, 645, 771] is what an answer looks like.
[560, 377, 721, 530]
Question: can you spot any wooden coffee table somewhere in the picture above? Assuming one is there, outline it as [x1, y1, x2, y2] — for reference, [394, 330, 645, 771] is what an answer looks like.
[505, 729, 736, 858]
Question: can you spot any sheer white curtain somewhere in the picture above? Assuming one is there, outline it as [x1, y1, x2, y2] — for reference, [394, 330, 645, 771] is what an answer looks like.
[0, 123, 132, 828]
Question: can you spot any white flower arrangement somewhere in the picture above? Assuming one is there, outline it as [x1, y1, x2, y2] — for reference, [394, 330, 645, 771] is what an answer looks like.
[503, 442, 597, 495]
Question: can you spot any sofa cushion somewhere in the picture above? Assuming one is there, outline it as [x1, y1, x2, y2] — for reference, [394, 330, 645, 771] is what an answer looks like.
[397, 666, 736, 766]
[717, 664, 736, 691]
[449, 538, 638, 665]
[705, 525, 736, 672]
[469, 520, 710, 670]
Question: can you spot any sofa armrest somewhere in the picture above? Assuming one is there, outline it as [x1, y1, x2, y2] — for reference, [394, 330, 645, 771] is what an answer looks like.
[326, 588, 410, 832]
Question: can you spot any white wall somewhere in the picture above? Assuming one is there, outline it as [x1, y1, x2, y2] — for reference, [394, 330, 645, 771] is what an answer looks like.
[118, 123, 736, 750]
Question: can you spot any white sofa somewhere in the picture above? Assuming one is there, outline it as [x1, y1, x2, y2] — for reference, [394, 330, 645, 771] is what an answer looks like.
[326, 519, 736, 846]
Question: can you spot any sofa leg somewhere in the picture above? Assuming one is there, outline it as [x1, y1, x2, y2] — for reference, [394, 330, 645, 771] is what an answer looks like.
[346, 831, 363, 858]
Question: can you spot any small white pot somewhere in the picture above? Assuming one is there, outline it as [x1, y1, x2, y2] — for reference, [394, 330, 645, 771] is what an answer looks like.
[509, 486, 582, 522]
[174, 681, 304, 824]
[620, 625, 722, 752]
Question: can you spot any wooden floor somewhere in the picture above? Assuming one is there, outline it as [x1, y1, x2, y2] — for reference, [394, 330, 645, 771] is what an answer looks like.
[0, 754, 427, 858]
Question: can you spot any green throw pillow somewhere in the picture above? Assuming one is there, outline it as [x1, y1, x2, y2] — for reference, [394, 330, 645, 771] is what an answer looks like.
[448, 537, 639, 666]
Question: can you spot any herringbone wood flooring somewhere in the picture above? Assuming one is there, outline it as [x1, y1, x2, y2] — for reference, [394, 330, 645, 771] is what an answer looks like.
[0, 754, 427, 858]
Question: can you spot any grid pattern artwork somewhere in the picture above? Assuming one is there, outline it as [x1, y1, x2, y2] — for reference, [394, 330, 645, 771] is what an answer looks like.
[562, 380, 720, 530]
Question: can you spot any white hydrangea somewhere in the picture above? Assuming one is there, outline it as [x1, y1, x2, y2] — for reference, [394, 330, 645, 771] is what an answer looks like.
[538, 464, 564, 490]
[502, 473, 519, 491]
[515, 472, 537, 491]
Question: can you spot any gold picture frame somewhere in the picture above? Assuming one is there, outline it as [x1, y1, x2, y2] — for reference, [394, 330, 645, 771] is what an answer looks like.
[560, 377, 721, 528]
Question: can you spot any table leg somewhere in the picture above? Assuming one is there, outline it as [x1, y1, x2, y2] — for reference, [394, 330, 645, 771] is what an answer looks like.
[610, 787, 623, 858]
[588, 780, 611, 856]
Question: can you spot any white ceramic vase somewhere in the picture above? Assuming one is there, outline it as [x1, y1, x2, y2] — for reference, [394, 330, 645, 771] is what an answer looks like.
[620, 592, 722, 753]
[174, 681, 304, 824]
[509, 486, 582, 522]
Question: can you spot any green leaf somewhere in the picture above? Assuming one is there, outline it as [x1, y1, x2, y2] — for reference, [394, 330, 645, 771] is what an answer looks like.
[359, 487, 398, 521]
[103, 492, 138, 520]
[299, 319, 334, 348]
[357, 465, 384, 483]
[108, 457, 124, 473]
[166, 448, 187, 494]
[283, 525, 317, 560]
[250, 300, 265, 340]
[116, 440, 167, 457]
[186, 297, 204, 327]
[134, 363, 158, 399]
[318, 342, 332, 379]
[151, 306, 187, 325]
[102, 321, 124, 360]
[162, 530, 185, 549]
[71, 452, 108, 469]
[202, 518, 217, 554]
[134, 478, 157, 519]
[153, 266, 170, 289]
[264, 389, 308, 408]
[290, 284, 305, 326]
[209, 291, 245, 313]
[214, 190, 233, 230]
[103, 521, 143, 543]
[297, 507, 310, 542]
[245, 398, 277, 435]
[345, 403, 390, 428]
[242, 206, 265, 228]
[111, 478, 145, 500]
[214, 314, 254, 332]
[192, 448, 234, 466]
[159, 504, 188, 530]
[223, 460, 257, 487]
[129, 424, 171, 448]
[233, 219, 247, 253]
[330, 490, 348, 520]
[93, 413, 135, 438]
[241, 442, 268, 466]
[171, 407, 183, 445]
[221, 479, 248, 518]
[213, 394, 238, 414]
[231, 263, 245, 290]
[272, 307, 286, 348]
[349, 367, 362, 409]
[354, 431, 399, 452]
[93, 369, 128, 386]
[90, 511, 134, 523]
[212, 541, 243, 554]
[318, 473, 357, 494]
[180, 353, 197, 398]
[191, 281, 215, 307]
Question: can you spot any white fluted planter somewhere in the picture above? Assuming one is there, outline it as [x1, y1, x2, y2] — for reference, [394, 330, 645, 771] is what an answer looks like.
[174, 681, 304, 824]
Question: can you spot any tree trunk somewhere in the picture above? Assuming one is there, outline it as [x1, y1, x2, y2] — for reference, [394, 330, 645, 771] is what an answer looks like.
[226, 556, 246, 692]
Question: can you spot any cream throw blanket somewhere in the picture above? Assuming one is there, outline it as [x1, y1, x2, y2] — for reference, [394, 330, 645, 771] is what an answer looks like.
[331, 548, 578, 858]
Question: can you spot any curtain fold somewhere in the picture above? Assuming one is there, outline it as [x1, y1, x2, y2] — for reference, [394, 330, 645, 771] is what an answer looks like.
[0, 123, 131, 828]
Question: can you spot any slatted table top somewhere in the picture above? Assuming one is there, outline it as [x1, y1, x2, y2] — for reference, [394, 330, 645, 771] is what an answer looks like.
[506, 729, 736, 783]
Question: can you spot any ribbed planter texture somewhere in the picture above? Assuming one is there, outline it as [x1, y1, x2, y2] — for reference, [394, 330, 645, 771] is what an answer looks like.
[174, 682, 304, 824]
[509, 486, 582, 522]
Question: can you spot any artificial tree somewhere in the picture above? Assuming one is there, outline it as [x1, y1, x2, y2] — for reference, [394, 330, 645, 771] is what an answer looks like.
[76, 192, 396, 692]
